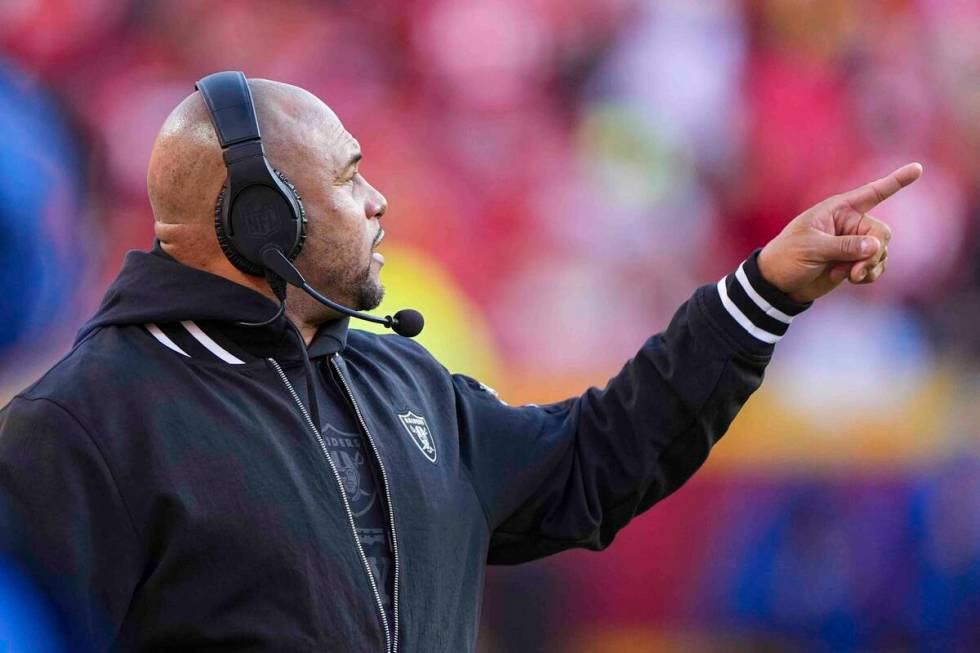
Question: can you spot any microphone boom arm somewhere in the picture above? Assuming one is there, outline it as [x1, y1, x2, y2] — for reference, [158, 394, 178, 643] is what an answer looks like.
[259, 246, 423, 337]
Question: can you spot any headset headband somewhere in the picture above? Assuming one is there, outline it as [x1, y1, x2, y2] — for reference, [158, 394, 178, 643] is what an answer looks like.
[195, 71, 261, 148]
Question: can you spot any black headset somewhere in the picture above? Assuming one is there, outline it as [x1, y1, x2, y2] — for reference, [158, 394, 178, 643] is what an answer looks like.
[195, 71, 306, 284]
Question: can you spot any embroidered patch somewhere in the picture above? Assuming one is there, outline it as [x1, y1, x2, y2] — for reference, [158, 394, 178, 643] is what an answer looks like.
[397, 411, 437, 464]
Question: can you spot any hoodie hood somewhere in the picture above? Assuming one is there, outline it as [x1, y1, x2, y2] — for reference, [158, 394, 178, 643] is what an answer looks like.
[77, 244, 350, 357]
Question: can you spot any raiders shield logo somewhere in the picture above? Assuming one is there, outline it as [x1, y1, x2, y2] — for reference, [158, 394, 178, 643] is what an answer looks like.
[398, 411, 437, 464]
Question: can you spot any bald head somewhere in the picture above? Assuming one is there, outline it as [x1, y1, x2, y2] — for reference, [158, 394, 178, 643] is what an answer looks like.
[147, 79, 350, 268]
[145, 77, 389, 338]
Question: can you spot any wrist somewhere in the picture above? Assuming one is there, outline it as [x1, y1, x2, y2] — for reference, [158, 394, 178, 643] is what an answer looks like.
[758, 244, 811, 304]
[786, 289, 811, 304]
[708, 249, 813, 353]
[757, 245, 783, 292]
[743, 248, 814, 313]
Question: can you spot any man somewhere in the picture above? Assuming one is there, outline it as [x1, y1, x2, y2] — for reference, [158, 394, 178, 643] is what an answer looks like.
[0, 76, 920, 652]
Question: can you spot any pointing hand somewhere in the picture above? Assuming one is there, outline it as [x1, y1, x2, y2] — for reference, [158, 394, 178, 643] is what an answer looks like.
[757, 163, 923, 304]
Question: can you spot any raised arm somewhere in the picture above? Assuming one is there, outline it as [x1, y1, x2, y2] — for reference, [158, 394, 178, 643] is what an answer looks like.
[451, 163, 922, 564]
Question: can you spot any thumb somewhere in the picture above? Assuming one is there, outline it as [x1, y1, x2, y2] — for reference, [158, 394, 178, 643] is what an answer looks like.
[811, 234, 880, 262]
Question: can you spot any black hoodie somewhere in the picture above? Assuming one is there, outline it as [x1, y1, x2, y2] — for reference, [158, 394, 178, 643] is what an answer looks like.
[0, 245, 808, 651]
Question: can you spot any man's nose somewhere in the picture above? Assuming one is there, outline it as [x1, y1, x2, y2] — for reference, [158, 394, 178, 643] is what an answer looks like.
[365, 181, 387, 220]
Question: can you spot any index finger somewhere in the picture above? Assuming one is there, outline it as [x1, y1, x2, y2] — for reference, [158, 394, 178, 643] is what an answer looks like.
[840, 162, 923, 213]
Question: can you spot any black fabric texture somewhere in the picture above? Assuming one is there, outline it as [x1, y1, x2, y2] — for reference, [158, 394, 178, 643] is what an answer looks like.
[0, 244, 801, 651]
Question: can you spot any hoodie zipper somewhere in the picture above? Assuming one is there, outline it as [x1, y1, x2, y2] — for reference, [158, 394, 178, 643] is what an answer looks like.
[268, 358, 394, 653]
[330, 353, 400, 653]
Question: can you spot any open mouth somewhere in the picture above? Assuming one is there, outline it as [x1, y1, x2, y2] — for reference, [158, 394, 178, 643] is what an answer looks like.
[372, 229, 385, 265]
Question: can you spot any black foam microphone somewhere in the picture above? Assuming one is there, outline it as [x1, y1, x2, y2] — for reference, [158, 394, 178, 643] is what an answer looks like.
[260, 246, 425, 337]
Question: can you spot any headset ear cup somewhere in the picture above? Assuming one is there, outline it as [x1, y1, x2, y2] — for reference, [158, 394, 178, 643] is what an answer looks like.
[272, 168, 307, 262]
[214, 184, 266, 276]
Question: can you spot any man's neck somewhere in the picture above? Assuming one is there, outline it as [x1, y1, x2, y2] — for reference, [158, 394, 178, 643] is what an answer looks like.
[162, 240, 278, 300]
[160, 243, 350, 348]
[288, 314, 319, 346]
[284, 293, 350, 347]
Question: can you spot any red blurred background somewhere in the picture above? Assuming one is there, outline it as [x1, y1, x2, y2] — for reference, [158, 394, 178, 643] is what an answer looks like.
[1, 0, 978, 650]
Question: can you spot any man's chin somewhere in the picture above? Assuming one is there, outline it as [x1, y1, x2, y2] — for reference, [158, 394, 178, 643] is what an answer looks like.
[355, 282, 385, 312]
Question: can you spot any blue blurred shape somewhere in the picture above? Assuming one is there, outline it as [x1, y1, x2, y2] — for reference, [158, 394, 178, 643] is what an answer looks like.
[0, 58, 86, 356]
[0, 556, 67, 652]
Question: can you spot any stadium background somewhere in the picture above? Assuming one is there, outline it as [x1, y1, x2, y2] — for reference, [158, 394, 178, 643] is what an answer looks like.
[0, 0, 977, 650]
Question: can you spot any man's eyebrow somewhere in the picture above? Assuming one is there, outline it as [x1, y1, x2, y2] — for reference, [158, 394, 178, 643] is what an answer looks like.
[342, 152, 362, 172]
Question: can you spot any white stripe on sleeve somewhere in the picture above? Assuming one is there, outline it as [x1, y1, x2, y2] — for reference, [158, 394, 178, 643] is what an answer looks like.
[716, 278, 781, 344]
[735, 263, 794, 324]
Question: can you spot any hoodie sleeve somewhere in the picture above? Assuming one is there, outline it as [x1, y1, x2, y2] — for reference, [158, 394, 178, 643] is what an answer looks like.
[451, 250, 811, 564]
[0, 395, 143, 652]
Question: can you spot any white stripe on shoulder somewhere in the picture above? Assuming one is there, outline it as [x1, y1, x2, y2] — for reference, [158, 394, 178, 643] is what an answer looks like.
[735, 263, 794, 324]
[716, 278, 781, 344]
[180, 320, 245, 364]
[146, 323, 190, 357]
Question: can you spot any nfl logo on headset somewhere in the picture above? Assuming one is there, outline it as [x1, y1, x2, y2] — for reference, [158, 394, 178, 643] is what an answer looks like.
[398, 411, 437, 464]
[242, 205, 278, 237]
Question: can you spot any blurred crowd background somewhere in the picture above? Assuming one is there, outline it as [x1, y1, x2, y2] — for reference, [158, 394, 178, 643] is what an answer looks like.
[1, 0, 978, 650]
